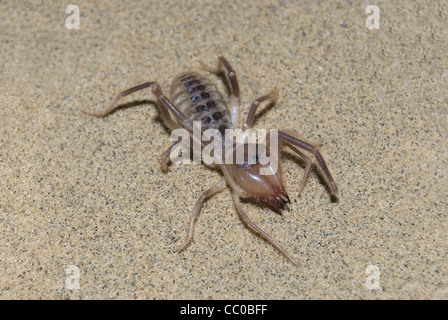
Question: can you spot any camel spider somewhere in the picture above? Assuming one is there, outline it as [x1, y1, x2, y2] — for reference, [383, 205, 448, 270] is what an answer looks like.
[83, 56, 338, 266]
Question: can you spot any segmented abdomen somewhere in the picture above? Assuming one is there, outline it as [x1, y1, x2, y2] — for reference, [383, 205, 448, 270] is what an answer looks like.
[170, 73, 231, 135]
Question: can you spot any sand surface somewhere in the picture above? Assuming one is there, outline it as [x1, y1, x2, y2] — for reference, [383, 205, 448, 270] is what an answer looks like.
[1, 1, 447, 299]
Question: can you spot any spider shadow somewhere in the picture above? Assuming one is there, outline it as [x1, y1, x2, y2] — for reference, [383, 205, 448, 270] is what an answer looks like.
[250, 99, 277, 126]
[99, 98, 176, 134]
[240, 197, 285, 215]
[91, 99, 154, 117]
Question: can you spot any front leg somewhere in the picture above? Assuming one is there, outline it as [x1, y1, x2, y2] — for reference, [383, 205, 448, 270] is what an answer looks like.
[177, 178, 227, 252]
[282, 142, 314, 194]
[232, 193, 299, 266]
[158, 136, 184, 172]
[278, 130, 338, 195]
[243, 89, 279, 130]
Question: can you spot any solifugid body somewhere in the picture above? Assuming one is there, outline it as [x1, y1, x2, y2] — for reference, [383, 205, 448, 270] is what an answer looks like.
[83, 56, 338, 266]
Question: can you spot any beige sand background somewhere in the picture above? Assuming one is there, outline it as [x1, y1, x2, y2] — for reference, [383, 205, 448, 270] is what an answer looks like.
[1, 1, 447, 299]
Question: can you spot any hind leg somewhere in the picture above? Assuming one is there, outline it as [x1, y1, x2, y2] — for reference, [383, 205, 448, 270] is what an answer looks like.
[203, 56, 240, 128]
[82, 82, 193, 132]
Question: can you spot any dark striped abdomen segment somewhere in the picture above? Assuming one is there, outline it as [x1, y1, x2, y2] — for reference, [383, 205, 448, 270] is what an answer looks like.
[170, 73, 231, 135]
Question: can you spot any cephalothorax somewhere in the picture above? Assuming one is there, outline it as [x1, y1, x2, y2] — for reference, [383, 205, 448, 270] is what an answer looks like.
[83, 56, 338, 266]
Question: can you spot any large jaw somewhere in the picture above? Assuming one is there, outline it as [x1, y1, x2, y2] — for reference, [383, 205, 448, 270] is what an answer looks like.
[255, 186, 290, 210]
[228, 160, 289, 210]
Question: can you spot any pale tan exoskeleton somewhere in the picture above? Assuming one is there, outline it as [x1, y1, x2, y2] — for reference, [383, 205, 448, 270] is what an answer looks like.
[83, 56, 338, 266]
